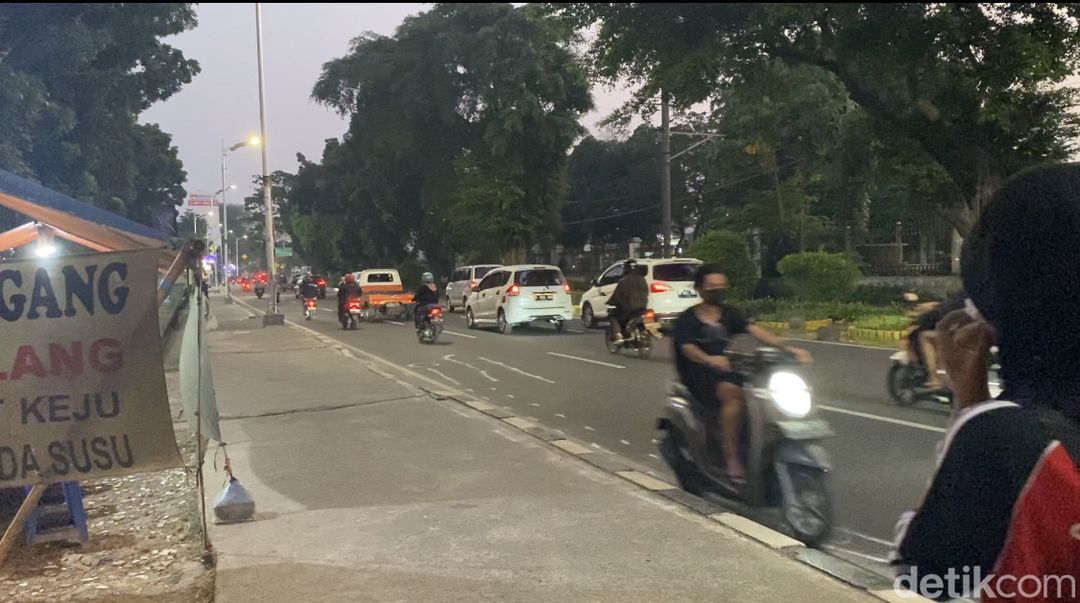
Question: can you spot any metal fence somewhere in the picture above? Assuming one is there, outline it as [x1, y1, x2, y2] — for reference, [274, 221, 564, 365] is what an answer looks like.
[852, 218, 956, 276]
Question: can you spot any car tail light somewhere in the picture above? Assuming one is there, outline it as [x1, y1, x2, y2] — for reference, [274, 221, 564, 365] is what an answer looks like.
[644, 309, 656, 323]
[428, 306, 442, 317]
[563, 282, 571, 294]
[650, 282, 672, 293]
[469, 281, 478, 291]
[506, 284, 520, 297]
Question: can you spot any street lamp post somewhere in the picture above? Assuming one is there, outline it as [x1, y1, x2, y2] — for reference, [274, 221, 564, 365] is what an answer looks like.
[255, 3, 282, 325]
[221, 137, 257, 304]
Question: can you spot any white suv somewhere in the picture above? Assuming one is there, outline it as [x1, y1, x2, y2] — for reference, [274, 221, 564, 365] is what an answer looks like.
[465, 265, 573, 334]
[445, 264, 500, 313]
[579, 258, 703, 331]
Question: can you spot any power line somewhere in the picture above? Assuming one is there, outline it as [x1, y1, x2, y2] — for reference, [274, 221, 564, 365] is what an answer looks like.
[562, 204, 661, 225]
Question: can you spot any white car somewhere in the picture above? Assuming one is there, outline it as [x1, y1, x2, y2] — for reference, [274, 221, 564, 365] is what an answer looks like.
[465, 264, 573, 334]
[445, 264, 501, 313]
[579, 258, 703, 331]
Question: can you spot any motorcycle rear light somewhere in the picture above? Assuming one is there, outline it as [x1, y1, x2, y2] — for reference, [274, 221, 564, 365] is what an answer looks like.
[305, 300, 316, 308]
[644, 310, 656, 323]
[506, 284, 520, 297]
[650, 282, 672, 293]
[428, 307, 442, 317]
[348, 300, 361, 309]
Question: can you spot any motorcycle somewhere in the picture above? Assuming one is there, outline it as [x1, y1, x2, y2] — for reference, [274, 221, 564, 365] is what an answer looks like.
[254, 285, 266, 299]
[417, 304, 444, 344]
[657, 337, 835, 546]
[605, 307, 655, 359]
[888, 345, 1002, 407]
[340, 298, 361, 330]
[303, 297, 317, 321]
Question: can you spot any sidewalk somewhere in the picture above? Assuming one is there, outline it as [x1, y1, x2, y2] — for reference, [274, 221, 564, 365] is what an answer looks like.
[203, 297, 876, 602]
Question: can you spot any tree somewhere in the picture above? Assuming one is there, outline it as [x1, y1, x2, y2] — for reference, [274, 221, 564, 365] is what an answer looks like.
[686, 230, 757, 298]
[311, 3, 592, 269]
[553, 3, 1080, 235]
[0, 4, 198, 228]
[176, 211, 207, 240]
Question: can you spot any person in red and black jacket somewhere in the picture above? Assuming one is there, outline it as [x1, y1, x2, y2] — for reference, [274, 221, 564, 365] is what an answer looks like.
[892, 164, 1080, 601]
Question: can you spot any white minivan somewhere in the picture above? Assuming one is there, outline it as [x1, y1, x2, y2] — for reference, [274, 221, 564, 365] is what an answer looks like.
[465, 265, 573, 334]
[579, 258, 703, 331]
[445, 264, 501, 313]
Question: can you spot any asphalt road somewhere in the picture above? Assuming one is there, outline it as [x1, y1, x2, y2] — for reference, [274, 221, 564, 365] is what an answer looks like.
[243, 291, 951, 573]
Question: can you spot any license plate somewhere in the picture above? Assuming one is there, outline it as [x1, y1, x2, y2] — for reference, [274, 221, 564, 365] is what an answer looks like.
[534, 293, 553, 301]
[679, 290, 697, 298]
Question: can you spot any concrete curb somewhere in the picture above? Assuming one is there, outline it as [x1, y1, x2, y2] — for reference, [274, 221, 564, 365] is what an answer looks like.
[229, 298, 928, 602]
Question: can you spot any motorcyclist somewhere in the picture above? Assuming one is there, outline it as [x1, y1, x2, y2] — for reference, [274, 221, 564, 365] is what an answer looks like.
[606, 260, 649, 343]
[414, 272, 440, 330]
[672, 264, 811, 486]
[298, 275, 319, 305]
[905, 292, 965, 391]
[337, 273, 362, 322]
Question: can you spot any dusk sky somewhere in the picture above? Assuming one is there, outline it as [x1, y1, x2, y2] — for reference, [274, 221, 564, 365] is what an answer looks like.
[140, 3, 633, 205]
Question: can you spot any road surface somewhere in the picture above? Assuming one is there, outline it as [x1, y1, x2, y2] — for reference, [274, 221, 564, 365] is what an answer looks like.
[244, 292, 950, 573]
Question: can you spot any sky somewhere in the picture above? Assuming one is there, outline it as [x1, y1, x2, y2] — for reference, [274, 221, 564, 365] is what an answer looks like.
[140, 3, 634, 205]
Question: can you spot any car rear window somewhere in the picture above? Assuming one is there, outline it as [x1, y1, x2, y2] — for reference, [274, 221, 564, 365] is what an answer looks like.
[515, 269, 563, 287]
[652, 263, 698, 282]
[366, 273, 396, 283]
[474, 266, 495, 279]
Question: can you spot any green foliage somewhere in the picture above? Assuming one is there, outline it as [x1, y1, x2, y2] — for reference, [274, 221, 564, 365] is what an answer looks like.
[305, 3, 592, 273]
[0, 4, 197, 229]
[686, 230, 757, 297]
[776, 251, 862, 301]
[745, 299, 899, 323]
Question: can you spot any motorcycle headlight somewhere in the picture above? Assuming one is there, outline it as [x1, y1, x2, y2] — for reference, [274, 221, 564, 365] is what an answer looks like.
[769, 372, 812, 417]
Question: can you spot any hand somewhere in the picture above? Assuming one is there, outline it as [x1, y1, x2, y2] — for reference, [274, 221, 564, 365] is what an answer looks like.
[937, 309, 995, 409]
[789, 347, 813, 365]
[709, 356, 732, 372]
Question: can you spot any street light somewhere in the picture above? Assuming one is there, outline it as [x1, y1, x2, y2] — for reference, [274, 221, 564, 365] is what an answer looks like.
[255, 3, 282, 325]
[222, 134, 258, 305]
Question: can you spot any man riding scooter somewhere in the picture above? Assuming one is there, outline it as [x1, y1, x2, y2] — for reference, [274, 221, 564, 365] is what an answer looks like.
[606, 260, 649, 344]
[672, 264, 811, 486]
[337, 273, 362, 324]
[413, 272, 440, 330]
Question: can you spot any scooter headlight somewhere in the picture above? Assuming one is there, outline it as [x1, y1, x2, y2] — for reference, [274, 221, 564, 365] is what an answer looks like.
[769, 371, 811, 417]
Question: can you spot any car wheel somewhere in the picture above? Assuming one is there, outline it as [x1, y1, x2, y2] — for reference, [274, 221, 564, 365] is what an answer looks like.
[582, 303, 595, 329]
[445, 296, 454, 313]
[498, 310, 513, 335]
[466, 308, 477, 330]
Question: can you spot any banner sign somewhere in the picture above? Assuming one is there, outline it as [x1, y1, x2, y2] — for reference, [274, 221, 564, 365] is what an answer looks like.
[187, 194, 216, 207]
[0, 250, 181, 486]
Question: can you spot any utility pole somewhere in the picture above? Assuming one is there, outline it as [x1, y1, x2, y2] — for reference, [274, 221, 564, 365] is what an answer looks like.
[255, 3, 282, 325]
[660, 90, 672, 258]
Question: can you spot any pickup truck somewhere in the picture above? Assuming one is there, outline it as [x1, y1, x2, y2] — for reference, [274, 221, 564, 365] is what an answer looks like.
[353, 269, 414, 322]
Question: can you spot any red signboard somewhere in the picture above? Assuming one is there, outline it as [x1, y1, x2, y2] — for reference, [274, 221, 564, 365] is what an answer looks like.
[187, 194, 216, 207]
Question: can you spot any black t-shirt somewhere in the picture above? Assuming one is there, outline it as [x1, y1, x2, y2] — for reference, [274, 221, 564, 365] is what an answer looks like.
[414, 285, 439, 307]
[672, 304, 749, 385]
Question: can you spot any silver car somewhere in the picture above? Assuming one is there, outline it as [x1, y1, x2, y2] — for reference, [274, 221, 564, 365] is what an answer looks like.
[445, 264, 501, 312]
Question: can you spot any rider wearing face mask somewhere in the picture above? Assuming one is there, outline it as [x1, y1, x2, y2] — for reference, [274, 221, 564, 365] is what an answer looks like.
[672, 264, 812, 486]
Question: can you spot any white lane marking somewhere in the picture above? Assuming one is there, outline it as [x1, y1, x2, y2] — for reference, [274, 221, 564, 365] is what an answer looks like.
[443, 355, 498, 382]
[529, 402, 540, 407]
[647, 453, 659, 460]
[568, 328, 585, 334]
[444, 330, 477, 339]
[387, 320, 406, 326]
[546, 352, 625, 369]
[426, 368, 460, 385]
[321, 308, 333, 313]
[798, 339, 892, 352]
[620, 440, 630, 446]
[584, 426, 595, 432]
[818, 405, 946, 433]
[478, 357, 556, 384]
[554, 413, 566, 419]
